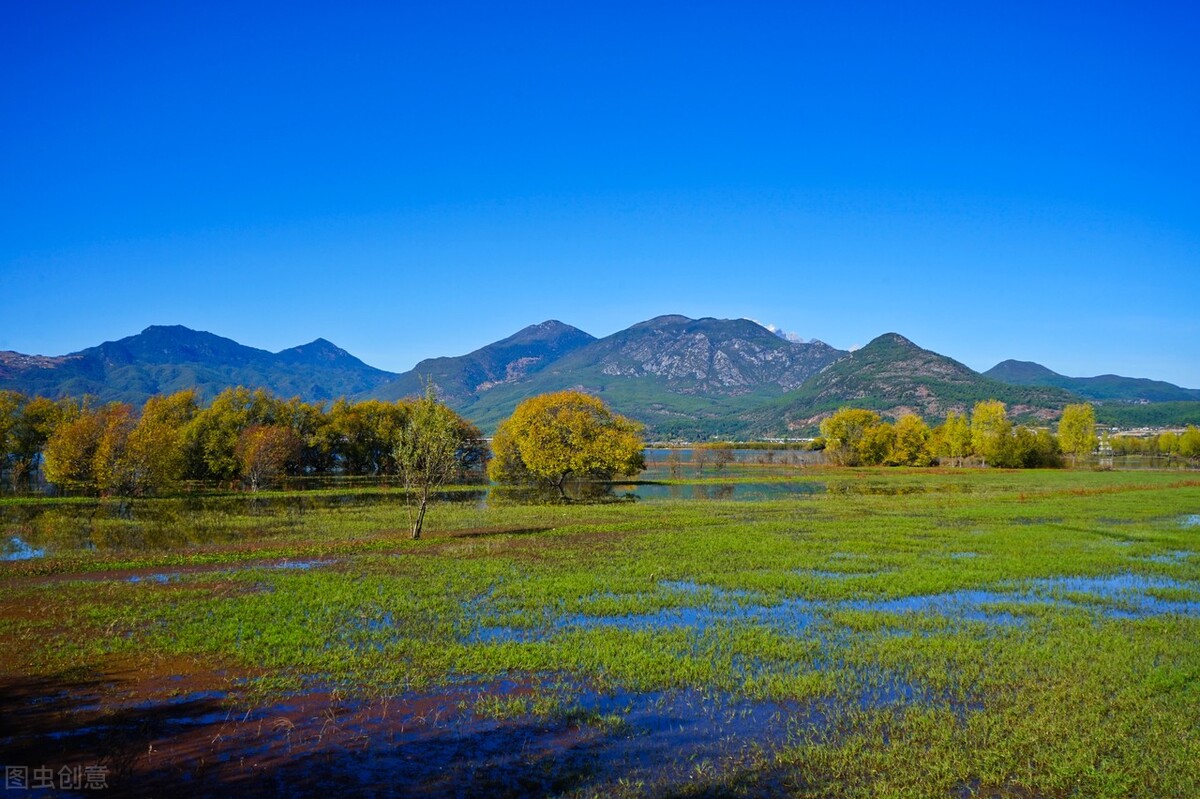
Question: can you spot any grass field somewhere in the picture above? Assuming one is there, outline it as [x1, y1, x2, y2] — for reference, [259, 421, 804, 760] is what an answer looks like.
[2, 467, 1199, 797]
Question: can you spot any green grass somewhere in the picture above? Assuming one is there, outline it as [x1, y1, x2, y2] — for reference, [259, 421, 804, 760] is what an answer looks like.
[2, 467, 1199, 797]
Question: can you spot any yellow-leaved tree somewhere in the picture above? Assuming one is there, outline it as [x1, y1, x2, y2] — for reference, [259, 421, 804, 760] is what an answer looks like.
[971, 400, 1012, 467]
[488, 391, 644, 494]
[1057, 403, 1097, 466]
[818, 408, 881, 466]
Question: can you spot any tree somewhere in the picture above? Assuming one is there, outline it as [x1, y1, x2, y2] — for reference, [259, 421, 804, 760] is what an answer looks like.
[1058, 403, 1097, 466]
[1010, 426, 1062, 468]
[118, 390, 199, 495]
[891, 414, 933, 466]
[235, 424, 301, 491]
[1158, 431, 1180, 463]
[92, 403, 137, 495]
[184, 387, 282, 481]
[278, 397, 336, 474]
[857, 421, 895, 466]
[43, 404, 108, 491]
[43, 401, 145, 495]
[394, 391, 484, 538]
[819, 408, 881, 466]
[971, 400, 1012, 467]
[1179, 425, 1200, 464]
[1109, 435, 1140, 456]
[9, 396, 70, 487]
[488, 391, 645, 493]
[0, 391, 23, 484]
[327, 398, 407, 475]
[709, 444, 736, 471]
[934, 410, 973, 466]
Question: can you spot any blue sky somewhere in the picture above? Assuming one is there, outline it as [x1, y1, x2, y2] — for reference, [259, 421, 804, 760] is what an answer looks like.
[2, 2, 1198, 385]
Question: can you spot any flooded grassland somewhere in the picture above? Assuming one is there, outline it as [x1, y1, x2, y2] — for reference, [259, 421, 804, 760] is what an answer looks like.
[2, 468, 1199, 798]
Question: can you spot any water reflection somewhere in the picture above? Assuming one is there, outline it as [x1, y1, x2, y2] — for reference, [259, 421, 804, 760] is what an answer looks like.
[0, 478, 833, 557]
[610, 482, 823, 501]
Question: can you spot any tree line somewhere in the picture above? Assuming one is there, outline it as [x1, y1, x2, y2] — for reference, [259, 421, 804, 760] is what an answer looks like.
[1108, 428, 1200, 460]
[817, 401, 1133, 468]
[5, 387, 1196, 503]
[0, 387, 487, 499]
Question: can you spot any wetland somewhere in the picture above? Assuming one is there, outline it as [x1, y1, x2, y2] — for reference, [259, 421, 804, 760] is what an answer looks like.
[2, 466, 1199, 797]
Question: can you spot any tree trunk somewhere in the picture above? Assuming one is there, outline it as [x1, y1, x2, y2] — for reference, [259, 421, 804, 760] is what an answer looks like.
[411, 497, 427, 539]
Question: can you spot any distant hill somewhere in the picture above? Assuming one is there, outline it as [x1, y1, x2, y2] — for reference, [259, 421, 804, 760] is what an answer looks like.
[444, 316, 848, 438]
[368, 320, 595, 404]
[0, 325, 397, 404]
[1094, 402, 1200, 428]
[985, 359, 1200, 403]
[759, 334, 1079, 434]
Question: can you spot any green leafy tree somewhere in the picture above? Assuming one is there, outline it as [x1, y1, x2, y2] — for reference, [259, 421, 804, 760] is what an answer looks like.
[1058, 403, 1098, 466]
[819, 408, 881, 466]
[488, 391, 644, 493]
[1009, 426, 1062, 468]
[184, 387, 282, 481]
[278, 397, 336, 474]
[971, 400, 1012, 467]
[328, 398, 407, 475]
[9, 396, 71, 487]
[394, 391, 485, 538]
[0, 391, 25, 484]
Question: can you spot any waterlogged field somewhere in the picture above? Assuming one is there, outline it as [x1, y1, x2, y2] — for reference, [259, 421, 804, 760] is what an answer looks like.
[2, 468, 1199, 797]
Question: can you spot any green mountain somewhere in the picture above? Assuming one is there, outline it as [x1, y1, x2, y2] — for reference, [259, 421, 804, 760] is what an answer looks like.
[368, 320, 595, 404]
[985, 359, 1200, 403]
[0, 325, 397, 405]
[446, 316, 848, 438]
[759, 334, 1080, 435]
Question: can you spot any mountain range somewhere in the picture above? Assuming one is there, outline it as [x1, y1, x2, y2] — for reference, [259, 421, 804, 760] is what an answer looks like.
[0, 325, 395, 405]
[3, 319, 1198, 438]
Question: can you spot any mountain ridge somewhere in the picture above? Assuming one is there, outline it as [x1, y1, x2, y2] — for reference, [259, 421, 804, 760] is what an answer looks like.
[3, 321, 1198, 437]
[985, 359, 1200, 403]
[0, 325, 397, 404]
[444, 315, 849, 438]
[368, 320, 596, 404]
[756, 333, 1081, 434]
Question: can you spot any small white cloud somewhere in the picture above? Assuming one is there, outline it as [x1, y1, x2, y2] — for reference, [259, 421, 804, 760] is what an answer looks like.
[848, 343, 862, 352]
[748, 319, 806, 344]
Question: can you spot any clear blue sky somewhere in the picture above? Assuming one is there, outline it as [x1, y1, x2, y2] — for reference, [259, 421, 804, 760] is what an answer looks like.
[2, 2, 1198, 385]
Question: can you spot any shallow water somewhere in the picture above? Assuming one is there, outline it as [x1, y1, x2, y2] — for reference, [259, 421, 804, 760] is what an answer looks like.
[609, 481, 824, 501]
[471, 570, 1200, 647]
[1024, 573, 1200, 616]
[1, 536, 44, 561]
[3, 672, 812, 797]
